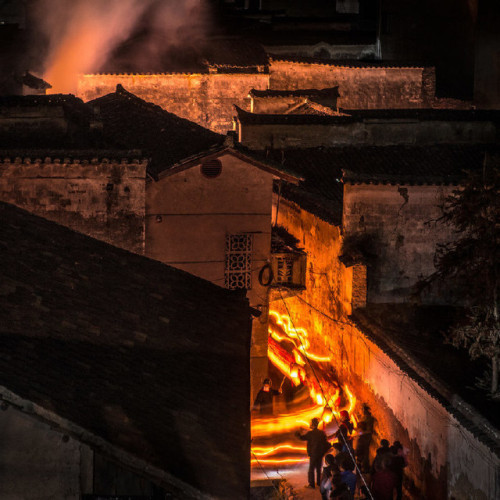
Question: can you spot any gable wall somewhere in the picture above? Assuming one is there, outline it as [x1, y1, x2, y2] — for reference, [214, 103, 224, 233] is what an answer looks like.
[146, 153, 274, 398]
[0, 159, 146, 254]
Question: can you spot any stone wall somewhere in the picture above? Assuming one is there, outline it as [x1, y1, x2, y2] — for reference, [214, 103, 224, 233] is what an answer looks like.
[0, 157, 147, 254]
[273, 193, 500, 499]
[78, 73, 269, 134]
[342, 183, 456, 303]
[269, 60, 435, 108]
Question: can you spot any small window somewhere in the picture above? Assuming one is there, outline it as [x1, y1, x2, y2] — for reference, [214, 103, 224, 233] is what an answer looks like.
[201, 159, 222, 178]
[225, 233, 252, 290]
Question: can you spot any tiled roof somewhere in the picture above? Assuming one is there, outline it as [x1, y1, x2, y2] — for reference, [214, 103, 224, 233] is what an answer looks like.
[264, 145, 495, 224]
[269, 55, 427, 68]
[0, 94, 97, 148]
[352, 305, 500, 455]
[236, 106, 500, 125]
[340, 145, 495, 185]
[0, 202, 251, 499]
[89, 85, 226, 178]
[249, 87, 340, 99]
[235, 105, 353, 125]
[22, 71, 52, 90]
[0, 149, 145, 163]
[258, 148, 344, 225]
[271, 225, 305, 254]
[284, 101, 337, 116]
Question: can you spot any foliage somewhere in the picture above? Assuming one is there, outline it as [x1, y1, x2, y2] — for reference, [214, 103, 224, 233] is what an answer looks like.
[417, 165, 500, 395]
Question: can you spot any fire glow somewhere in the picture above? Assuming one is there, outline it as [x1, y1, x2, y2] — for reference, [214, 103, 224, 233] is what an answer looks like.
[251, 311, 358, 469]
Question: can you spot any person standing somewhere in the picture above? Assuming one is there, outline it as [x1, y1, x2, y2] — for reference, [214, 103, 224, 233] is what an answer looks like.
[296, 417, 331, 489]
[333, 410, 354, 454]
[252, 378, 281, 416]
[355, 404, 374, 473]
[390, 441, 407, 500]
[371, 456, 397, 500]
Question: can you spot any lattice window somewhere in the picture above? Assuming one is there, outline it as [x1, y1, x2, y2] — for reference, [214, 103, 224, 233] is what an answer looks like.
[225, 234, 252, 290]
[276, 257, 294, 284]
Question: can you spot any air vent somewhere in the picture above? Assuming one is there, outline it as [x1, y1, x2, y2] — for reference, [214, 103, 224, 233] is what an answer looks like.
[201, 159, 222, 178]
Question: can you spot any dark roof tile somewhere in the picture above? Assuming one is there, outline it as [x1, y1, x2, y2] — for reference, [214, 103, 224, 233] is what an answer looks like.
[89, 85, 226, 178]
[0, 202, 251, 499]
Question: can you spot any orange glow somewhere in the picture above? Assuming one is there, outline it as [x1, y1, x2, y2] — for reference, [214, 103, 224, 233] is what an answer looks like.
[252, 311, 362, 470]
[252, 444, 307, 456]
[252, 457, 308, 465]
[268, 310, 331, 363]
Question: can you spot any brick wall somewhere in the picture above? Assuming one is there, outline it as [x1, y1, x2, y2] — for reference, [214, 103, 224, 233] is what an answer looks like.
[0, 157, 147, 254]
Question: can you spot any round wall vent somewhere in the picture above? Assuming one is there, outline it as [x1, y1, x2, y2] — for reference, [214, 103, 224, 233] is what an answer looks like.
[201, 159, 222, 178]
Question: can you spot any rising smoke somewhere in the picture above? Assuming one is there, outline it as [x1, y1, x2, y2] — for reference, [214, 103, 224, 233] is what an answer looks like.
[33, 0, 208, 93]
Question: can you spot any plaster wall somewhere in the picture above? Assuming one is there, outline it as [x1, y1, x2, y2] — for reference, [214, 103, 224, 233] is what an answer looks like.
[146, 153, 274, 398]
[342, 183, 455, 303]
[274, 196, 500, 499]
[78, 73, 269, 134]
[0, 159, 146, 254]
[269, 60, 435, 108]
[0, 405, 89, 499]
[238, 119, 497, 149]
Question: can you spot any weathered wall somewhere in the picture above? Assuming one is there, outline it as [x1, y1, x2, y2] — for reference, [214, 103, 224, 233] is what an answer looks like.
[269, 60, 435, 108]
[0, 157, 147, 254]
[274, 195, 500, 499]
[79, 61, 437, 135]
[238, 119, 498, 149]
[0, 404, 90, 499]
[342, 183, 455, 303]
[146, 152, 274, 399]
[271, 196, 352, 322]
[78, 73, 269, 134]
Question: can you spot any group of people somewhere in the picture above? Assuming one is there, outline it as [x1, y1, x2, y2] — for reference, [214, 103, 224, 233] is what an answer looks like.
[252, 380, 407, 498]
[296, 413, 407, 500]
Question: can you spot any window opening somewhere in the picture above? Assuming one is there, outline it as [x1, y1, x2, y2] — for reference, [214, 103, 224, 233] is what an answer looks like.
[225, 234, 252, 290]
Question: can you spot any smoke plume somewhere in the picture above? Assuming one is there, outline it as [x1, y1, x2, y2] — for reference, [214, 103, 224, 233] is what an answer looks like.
[34, 0, 208, 93]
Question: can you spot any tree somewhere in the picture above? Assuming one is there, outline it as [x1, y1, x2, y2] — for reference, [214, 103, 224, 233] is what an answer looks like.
[417, 164, 500, 395]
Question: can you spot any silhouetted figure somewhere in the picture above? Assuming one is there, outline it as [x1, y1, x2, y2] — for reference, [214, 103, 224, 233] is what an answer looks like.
[371, 455, 397, 500]
[297, 417, 331, 489]
[330, 472, 351, 500]
[320, 454, 339, 500]
[340, 459, 357, 500]
[252, 378, 280, 416]
[390, 441, 407, 500]
[372, 439, 392, 473]
[333, 410, 354, 454]
[356, 404, 374, 472]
